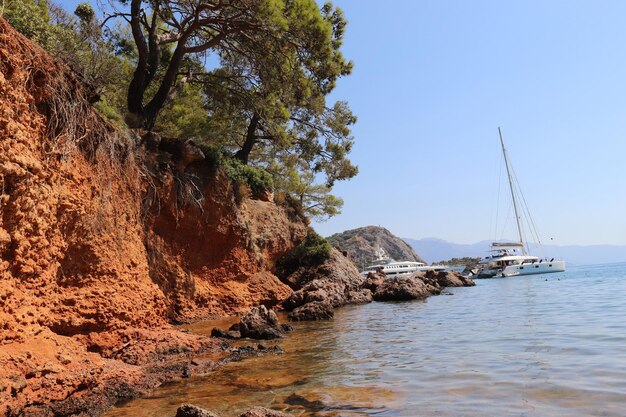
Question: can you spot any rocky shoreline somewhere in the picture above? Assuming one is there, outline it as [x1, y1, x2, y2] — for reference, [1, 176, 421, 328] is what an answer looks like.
[3, 267, 474, 417]
[0, 17, 474, 417]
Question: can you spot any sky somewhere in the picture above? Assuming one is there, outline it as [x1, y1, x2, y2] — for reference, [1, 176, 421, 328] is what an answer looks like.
[57, 0, 626, 246]
[309, 0, 626, 246]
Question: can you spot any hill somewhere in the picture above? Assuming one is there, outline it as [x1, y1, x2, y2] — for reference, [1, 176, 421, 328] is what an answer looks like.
[327, 226, 425, 270]
[404, 237, 626, 266]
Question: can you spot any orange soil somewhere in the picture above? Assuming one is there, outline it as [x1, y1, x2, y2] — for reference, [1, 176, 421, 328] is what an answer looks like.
[0, 18, 306, 416]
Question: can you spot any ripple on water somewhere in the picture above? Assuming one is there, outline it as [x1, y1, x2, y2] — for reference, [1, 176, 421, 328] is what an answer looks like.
[104, 263, 626, 417]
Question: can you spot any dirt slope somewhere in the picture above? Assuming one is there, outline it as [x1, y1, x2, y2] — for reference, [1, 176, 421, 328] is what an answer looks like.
[0, 18, 306, 416]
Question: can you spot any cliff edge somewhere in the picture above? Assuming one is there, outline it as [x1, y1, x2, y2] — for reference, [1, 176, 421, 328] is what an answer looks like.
[0, 18, 306, 416]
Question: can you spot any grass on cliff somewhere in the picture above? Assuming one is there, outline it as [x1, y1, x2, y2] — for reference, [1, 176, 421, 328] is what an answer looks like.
[276, 228, 332, 278]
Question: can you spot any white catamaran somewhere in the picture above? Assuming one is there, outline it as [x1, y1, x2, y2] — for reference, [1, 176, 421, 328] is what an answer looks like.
[476, 128, 566, 278]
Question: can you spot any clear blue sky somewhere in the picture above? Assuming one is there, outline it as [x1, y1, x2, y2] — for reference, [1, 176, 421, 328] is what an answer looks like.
[58, 0, 626, 245]
[310, 0, 626, 246]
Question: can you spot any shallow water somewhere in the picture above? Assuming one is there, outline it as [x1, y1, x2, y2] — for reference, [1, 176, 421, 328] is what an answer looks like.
[104, 263, 626, 416]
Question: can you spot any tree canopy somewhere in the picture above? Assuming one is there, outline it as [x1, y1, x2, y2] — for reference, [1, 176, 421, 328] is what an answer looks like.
[2, 0, 358, 220]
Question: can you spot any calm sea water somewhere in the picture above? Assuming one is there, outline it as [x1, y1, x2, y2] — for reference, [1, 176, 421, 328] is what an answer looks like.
[105, 263, 626, 417]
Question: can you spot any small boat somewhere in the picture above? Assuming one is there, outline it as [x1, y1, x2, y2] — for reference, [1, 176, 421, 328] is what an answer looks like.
[476, 128, 565, 278]
[360, 246, 446, 277]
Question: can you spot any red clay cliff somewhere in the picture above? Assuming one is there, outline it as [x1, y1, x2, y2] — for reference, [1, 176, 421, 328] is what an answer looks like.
[0, 18, 306, 416]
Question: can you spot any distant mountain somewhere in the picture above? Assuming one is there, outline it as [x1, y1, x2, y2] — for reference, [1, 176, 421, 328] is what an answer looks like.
[403, 237, 626, 266]
[327, 226, 424, 270]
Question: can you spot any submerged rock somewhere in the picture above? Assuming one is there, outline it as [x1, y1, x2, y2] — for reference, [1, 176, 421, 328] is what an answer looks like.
[210, 327, 241, 339]
[238, 407, 294, 417]
[176, 404, 220, 417]
[284, 393, 326, 410]
[174, 405, 293, 417]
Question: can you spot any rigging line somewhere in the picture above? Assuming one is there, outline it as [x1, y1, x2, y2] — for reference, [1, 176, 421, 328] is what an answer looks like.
[509, 166, 531, 251]
[510, 161, 546, 258]
[494, 146, 504, 242]
[499, 200, 514, 242]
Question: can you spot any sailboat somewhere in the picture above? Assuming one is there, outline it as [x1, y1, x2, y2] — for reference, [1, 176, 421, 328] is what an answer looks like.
[476, 128, 566, 278]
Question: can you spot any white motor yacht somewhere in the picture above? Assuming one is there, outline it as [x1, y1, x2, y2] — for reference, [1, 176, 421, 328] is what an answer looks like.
[360, 247, 446, 277]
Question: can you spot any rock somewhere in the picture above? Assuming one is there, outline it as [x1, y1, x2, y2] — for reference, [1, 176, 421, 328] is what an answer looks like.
[282, 290, 305, 311]
[210, 327, 241, 339]
[238, 406, 294, 417]
[361, 271, 385, 292]
[239, 306, 284, 340]
[288, 300, 334, 321]
[373, 276, 433, 301]
[434, 270, 475, 287]
[176, 404, 220, 417]
[256, 189, 274, 202]
[280, 323, 294, 332]
[280, 248, 369, 320]
[283, 393, 326, 410]
[347, 289, 372, 304]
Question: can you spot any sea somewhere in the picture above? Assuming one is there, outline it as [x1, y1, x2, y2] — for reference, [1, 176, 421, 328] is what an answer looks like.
[104, 262, 626, 417]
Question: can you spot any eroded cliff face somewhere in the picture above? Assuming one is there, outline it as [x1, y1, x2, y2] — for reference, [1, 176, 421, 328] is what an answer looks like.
[0, 18, 306, 415]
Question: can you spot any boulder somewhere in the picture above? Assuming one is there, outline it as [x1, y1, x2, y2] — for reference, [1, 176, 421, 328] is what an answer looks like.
[239, 305, 284, 340]
[239, 407, 294, 417]
[373, 276, 433, 301]
[433, 270, 475, 287]
[288, 300, 334, 321]
[281, 248, 369, 320]
[346, 289, 373, 304]
[176, 404, 220, 417]
[210, 327, 241, 339]
[361, 271, 385, 292]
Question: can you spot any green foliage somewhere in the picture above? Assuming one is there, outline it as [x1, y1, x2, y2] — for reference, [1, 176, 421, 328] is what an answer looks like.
[197, 144, 224, 172]
[73, 2, 94, 23]
[2, 0, 53, 47]
[437, 257, 482, 269]
[270, 160, 343, 221]
[222, 157, 274, 196]
[4, 0, 359, 222]
[94, 96, 125, 129]
[155, 84, 211, 141]
[276, 228, 332, 277]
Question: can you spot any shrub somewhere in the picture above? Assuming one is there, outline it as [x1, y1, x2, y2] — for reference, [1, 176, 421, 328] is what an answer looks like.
[198, 144, 224, 173]
[3, 0, 53, 48]
[222, 157, 273, 196]
[276, 228, 332, 278]
[94, 97, 126, 129]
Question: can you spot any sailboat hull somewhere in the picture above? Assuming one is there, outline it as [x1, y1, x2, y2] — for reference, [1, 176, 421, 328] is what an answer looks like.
[501, 260, 566, 277]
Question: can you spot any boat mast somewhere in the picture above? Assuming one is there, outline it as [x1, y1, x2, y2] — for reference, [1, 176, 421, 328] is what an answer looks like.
[498, 127, 527, 255]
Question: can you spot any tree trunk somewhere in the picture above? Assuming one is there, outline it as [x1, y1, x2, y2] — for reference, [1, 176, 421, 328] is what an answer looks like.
[144, 40, 188, 130]
[234, 112, 260, 164]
